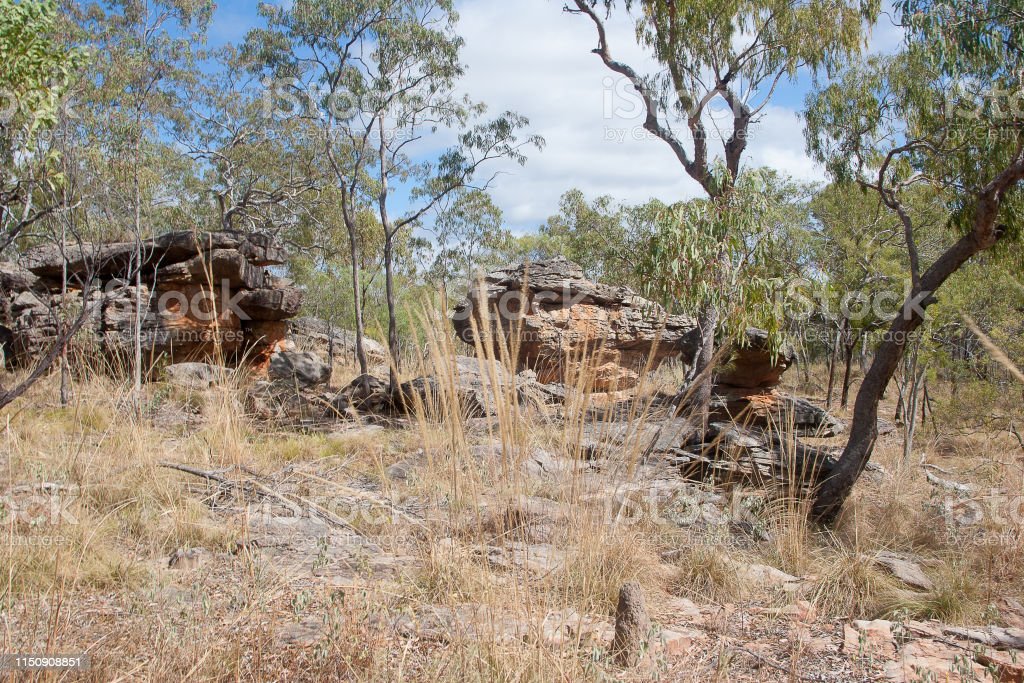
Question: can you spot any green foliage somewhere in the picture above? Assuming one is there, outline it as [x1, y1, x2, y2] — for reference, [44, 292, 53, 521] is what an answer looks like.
[61, 0, 212, 242]
[808, 184, 907, 331]
[574, 0, 878, 195]
[640, 168, 806, 345]
[534, 189, 668, 288]
[0, 0, 85, 251]
[804, 0, 1024, 240]
[0, 0, 82, 153]
[426, 189, 512, 287]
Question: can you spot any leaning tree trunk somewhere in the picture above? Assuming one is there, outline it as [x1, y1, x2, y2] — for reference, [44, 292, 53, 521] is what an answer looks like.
[811, 221, 1006, 524]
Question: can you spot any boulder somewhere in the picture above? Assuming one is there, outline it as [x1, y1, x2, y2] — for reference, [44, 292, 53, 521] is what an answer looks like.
[287, 316, 388, 362]
[329, 374, 393, 415]
[269, 350, 331, 387]
[453, 257, 699, 391]
[871, 551, 934, 591]
[710, 389, 845, 437]
[452, 257, 843, 434]
[165, 362, 226, 389]
[715, 327, 795, 389]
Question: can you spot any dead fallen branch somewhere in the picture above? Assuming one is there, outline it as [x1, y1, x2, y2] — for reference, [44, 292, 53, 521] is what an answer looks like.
[159, 461, 361, 534]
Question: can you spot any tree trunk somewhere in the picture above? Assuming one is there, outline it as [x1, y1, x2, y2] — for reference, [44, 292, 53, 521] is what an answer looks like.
[327, 320, 335, 375]
[685, 303, 718, 431]
[825, 327, 840, 410]
[921, 379, 933, 425]
[903, 344, 922, 463]
[840, 322, 856, 409]
[344, 215, 369, 378]
[376, 120, 400, 394]
[894, 369, 906, 425]
[59, 221, 70, 407]
[811, 222, 1004, 525]
[382, 232, 400, 392]
[132, 142, 143, 417]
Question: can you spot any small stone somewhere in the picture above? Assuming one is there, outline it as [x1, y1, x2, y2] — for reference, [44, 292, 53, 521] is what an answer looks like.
[165, 362, 225, 389]
[276, 618, 325, 648]
[998, 597, 1024, 629]
[805, 637, 833, 654]
[733, 561, 806, 592]
[783, 599, 817, 623]
[975, 649, 1024, 683]
[665, 597, 704, 623]
[168, 547, 207, 570]
[844, 619, 897, 659]
[886, 639, 988, 682]
[872, 551, 934, 591]
[656, 627, 701, 657]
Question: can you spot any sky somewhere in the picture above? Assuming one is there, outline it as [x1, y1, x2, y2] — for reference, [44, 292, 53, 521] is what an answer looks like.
[204, 0, 906, 234]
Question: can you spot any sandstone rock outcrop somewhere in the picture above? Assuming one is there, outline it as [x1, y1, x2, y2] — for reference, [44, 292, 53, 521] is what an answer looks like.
[1, 231, 301, 370]
[453, 257, 842, 435]
[453, 257, 701, 391]
[453, 257, 788, 391]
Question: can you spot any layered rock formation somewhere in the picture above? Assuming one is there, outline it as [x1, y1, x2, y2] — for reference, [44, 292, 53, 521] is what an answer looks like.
[330, 355, 559, 419]
[453, 257, 702, 391]
[453, 257, 788, 390]
[453, 257, 842, 436]
[0, 231, 301, 369]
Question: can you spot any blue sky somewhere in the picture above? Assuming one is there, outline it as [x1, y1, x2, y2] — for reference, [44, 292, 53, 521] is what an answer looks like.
[202, 0, 905, 234]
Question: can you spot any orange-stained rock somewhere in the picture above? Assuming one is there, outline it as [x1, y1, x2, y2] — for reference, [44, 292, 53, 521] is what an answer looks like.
[453, 257, 795, 392]
[4, 231, 301, 372]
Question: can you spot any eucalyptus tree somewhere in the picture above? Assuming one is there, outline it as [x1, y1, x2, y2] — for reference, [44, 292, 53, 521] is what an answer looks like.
[247, 0, 541, 384]
[804, 0, 1024, 523]
[67, 0, 210, 407]
[810, 184, 906, 408]
[175, 47, 323, 237]
[535, 189, 666, 289]
[0, 0, 83, 254]
[0, 0, 89, 412]
[566, 0, 878, 420]
[244, 1, 386, 375]
[365, 2, 542, 385]
[427, 189, 511, 292]
[640, 168, 801, 402]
